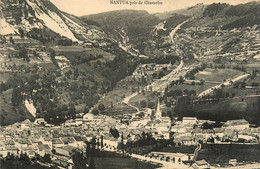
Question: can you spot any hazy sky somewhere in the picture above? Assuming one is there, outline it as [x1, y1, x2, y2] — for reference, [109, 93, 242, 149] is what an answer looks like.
[50, 0, 257, 16]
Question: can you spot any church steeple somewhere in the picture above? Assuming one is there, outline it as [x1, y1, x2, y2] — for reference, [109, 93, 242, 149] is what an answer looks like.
[156, 99, 162, 120]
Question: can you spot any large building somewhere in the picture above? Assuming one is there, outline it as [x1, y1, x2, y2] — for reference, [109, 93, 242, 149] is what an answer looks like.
[222, 119, 250, 131]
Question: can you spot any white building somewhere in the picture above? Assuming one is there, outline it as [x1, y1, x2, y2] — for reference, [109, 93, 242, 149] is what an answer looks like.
[222, 119, 250, 131]
[182, 117, 198, 126]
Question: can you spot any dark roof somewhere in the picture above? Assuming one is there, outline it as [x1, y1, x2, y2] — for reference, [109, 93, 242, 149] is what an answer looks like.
[60, 137, 75, 144]
[53, 138, 63, 144]
[37, 144, 51, 151]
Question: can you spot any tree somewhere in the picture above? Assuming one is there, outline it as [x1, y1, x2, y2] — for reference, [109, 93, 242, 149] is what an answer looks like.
[98, 104, 105, 112]
[179, 76, 184, 84]
[74, 68, 79, 79]
[89, 158, 96, 169]
[190, 74, 195, 80]
[215, 89, 224, 100]
[11, 87, 23, 106]
[240, 82, 246, 88]
[110, 127, 119, 139]
[152, 73, 157, 79]
[72, 150, 87, 169]
[9, 37, 14, 44]
[43, 154, 51, 163]
[148, 101, 155, 109]
[18, 28, 24, 38]
[225, 92, 230, 98]
[68, 102, 76, 118]
[140, 100, 147, 108]
[92, 109, 99, 115]
[199, 79, 205, 85]
[158, 71, 165, 79]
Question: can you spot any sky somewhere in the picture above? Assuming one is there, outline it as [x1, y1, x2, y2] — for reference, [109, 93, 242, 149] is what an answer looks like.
[50, 0, 258, 16]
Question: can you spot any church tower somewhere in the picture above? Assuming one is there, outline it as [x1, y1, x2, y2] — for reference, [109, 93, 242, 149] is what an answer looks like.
[156, 99, 162, 120]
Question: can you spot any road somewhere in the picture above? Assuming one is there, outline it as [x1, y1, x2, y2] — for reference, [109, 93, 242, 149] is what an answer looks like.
[88, 94, 106, 113]
[150, 61, 201, 93]
[169, 19, 190, 43]
[198, 73, 250, 98]
[150, 60, 183, 92]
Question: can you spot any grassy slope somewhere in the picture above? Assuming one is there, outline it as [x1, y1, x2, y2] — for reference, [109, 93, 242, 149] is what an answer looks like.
[175, 96, 259, 125]
[0, 89, 33, 126]
[198, 144, 260, 165]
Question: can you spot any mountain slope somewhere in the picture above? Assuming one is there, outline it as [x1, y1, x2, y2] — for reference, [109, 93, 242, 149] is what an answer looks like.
[81, 10, 162, 55]
[0, 0, 107, 42]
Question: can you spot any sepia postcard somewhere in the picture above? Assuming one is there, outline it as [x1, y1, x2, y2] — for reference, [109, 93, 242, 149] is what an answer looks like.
[0, 0, 260, 168]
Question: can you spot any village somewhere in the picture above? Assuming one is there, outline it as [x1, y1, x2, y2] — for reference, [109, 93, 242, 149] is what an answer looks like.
[1, 97, 260, 168]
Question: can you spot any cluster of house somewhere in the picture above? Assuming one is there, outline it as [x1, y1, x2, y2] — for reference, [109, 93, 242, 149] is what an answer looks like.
[0, 115, 125, 168]
[1, 93, 260, 168]
[132, 62, 175, 82]
[172, 118, 260, 145]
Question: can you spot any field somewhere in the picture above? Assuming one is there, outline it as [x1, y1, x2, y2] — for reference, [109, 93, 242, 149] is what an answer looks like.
[159, 145, 196, 154]
[195, 68, 244, 82]
[0, 160, 53, 169]
[51, 46, 115, 63]
[99, 87, 133, 108]
[94, 157, 160, 169]
[198, 144, 260, 166]
[129, 92, 159, 110]
[103, 103, 137, 116]
[169, 83, 217, 95]
[93, 151, 161, 169]
[222, 74, 260, 97]
[0, 73, 12, 83]
[244, 61, 260, 72]
[99, 75, 141, 107]
[175, 97, 260, 125]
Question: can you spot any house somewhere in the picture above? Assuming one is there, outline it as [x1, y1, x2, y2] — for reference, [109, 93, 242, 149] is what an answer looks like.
[192, 159, 210, 169]
[55, 145, 76, 157]
[15, 139, 32, 149]
[157, 123, 170, 133]
[52, 138, 64, 148]
[20, 147, 36, 158]
[74, 136, 85, 148]
[83, 113, 94, 122]
[171, 124, 191, 134]
[34, 118, 47, 126]
[222, 119, 250, 131]
[103, 137, 118, 149]
[0, 144, 8, 157]
[2, 146, 18, 157]
[180, 135, 196, 145]
[60, 137, 77, 147]
[30, 138, 41, 146]
[213, 128, 224, 140]
[145, 120, 161, 130]
[39, 136, 53, 149]
[37, 144, 51, 157]
[75, 118, 83, 126]
[161, 131, 170, 139]
[52, 154, 74, 169]
[182, 117, 198, 126]
[160, 117, 171, 125]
